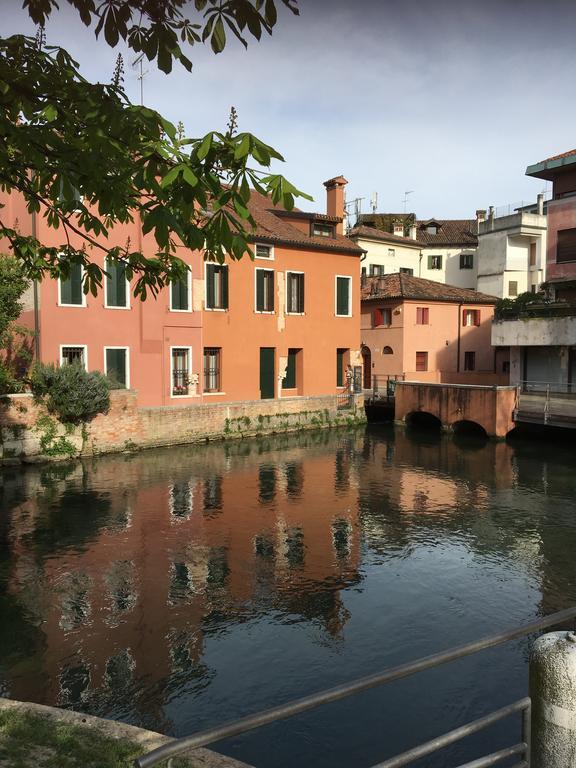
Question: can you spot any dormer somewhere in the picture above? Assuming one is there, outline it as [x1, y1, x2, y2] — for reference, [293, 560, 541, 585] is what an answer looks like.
[422, 218, 442, 235]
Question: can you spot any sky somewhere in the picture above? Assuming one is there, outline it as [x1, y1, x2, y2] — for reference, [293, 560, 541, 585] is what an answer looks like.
[3, 0, 576, 219]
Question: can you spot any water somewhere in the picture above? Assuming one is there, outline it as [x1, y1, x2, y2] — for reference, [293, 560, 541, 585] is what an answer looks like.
[1, 425, 576, 767]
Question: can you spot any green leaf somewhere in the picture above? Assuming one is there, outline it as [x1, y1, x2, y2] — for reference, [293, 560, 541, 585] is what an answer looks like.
[211, 18, 226, 53]
[182, 166, 198, 186]
[197, 133, 212, 160]
[234, 134, 250, 160]
[42, 103, 58, 122]
[160, 166, 181, 188]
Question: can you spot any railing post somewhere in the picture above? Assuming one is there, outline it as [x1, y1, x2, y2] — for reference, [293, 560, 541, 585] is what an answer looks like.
[530, 631, 576, 767]
[545, 384, 550, 424]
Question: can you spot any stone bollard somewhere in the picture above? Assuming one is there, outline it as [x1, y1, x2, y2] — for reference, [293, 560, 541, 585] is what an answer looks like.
[530, 631, 576, 767]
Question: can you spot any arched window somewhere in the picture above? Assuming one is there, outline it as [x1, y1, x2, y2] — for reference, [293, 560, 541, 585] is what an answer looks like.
[382, 346, 393, 355]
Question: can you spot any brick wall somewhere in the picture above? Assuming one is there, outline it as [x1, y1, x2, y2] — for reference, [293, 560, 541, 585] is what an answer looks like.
[0, 390, 366, 463]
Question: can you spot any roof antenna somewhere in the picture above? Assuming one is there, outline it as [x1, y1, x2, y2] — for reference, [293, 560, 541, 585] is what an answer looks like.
[132, 53, 149, 106]
[403, 190, 414, 213]
[370, 192, 378, 213]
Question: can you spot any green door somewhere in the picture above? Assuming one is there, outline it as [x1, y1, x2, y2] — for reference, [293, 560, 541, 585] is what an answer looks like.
[260, 348, 275, 399]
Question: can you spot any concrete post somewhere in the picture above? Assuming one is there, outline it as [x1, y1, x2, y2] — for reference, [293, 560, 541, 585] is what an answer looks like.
[530, 631, 576, 767]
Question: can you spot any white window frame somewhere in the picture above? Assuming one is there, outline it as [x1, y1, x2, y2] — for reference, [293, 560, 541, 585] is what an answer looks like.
[104, 257, 131, 310]
[58, 266, 87, 307]
[254, 267, 275, 314]
[388, 248, 395, 258]
[204, 262, 228, 312]
[169, 269, 192, 313]
[170, 346, 193, 399]
[255, 243, 275, 261]
[104, 346, 130, 389]
[59, 344, 88, 370]
[335, 275, 353, 318]
[285, 270, 305, 315]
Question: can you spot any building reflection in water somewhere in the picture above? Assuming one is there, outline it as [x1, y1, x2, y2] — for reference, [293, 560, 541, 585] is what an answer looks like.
[2, 425, 576, 750]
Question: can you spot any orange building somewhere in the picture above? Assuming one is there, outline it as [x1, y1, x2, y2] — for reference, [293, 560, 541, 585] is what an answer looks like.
[1, 177, 363, 405]
[360, 273, 505, 387]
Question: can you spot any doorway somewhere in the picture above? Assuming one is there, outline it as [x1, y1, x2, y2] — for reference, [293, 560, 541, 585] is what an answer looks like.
[260, 348, 275, 399]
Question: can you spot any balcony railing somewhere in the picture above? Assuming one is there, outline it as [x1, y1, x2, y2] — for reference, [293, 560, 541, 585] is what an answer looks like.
[494, 301, 576, 321]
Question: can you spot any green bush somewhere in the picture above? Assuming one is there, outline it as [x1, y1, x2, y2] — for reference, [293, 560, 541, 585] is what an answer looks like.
[0, 362, 20, 395]
[31, 362, 110, 423]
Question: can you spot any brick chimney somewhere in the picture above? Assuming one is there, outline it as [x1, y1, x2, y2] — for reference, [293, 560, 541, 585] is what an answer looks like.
[324, 175, 348, 235]
[476, 209, 487, 233]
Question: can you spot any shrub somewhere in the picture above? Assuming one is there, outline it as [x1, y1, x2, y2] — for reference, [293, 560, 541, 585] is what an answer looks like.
[31, 362, 110, 423]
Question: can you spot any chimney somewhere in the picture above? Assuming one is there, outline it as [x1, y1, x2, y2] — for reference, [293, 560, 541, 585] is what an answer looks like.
[393, 220, 404, 237]
[324, 175, 348, 235]
[409, 224, 417, 240]
[476, 209, 487, 233]
[537, 193, 544, 215]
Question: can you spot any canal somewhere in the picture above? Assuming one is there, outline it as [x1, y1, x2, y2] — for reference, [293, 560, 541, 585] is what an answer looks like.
[1, 425, 576, 767]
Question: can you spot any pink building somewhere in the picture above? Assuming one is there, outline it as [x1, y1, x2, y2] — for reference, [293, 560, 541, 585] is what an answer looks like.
[361, 273, 504, 387]
[1, 177, 363, 406]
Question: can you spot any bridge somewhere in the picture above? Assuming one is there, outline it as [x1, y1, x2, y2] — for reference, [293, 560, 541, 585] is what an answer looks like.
[394, 381, 518, 438]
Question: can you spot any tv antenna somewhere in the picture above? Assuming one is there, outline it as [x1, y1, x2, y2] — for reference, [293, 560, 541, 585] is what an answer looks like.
[403, 190, 414, 213]
[132, 53, 149, 106]
[344, 196, 364, 232]
[370, 192, 378, 213]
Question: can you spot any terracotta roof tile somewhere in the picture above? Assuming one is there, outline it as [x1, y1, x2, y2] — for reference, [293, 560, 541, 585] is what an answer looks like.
[539, 149, 576, 163]
[244, 190, 363, 255]
[361, 273, 497, 304]
[414, 219, 477, 246]
[348, 224, 424, 247]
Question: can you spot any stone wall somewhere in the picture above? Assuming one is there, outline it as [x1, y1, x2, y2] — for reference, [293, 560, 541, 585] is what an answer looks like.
[0, 390, 366, 464]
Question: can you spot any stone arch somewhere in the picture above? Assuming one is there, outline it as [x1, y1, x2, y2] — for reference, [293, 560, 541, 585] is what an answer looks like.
[451, 419, 488, 438]
[405, 411, 442, 431]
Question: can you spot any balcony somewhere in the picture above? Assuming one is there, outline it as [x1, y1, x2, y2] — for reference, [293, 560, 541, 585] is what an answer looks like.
[492, 302, 576, 347]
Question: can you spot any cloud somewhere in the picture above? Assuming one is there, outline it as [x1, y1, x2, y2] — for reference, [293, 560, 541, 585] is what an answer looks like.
[2, 0, 574, 215]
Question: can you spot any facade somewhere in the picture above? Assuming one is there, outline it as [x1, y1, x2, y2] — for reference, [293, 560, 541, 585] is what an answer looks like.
[1, 177, 363, 406]
[348, 225, 423, 277]
[361, 273, 502, 387]
[492, 150, 576, 392]
[476, 196, 547, 299]
[354, 212, 481, 289]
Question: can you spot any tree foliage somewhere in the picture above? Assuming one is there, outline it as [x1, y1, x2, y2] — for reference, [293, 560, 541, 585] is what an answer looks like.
[1, 1, 308, 298]
[0, 255, 32, 393]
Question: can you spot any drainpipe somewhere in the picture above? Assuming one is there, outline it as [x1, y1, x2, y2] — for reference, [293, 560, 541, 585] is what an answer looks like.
[457, 302, 462, 372]
[31, 200, 41, 362]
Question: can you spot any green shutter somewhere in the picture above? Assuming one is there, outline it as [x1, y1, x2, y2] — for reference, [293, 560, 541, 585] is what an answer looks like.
[267, 271, 274, 311]
[106, 260, 127, 307]
[282, 349, 296, 389]
[336, 277, 349, 315]
[221, 266, 229, 309]
[260, 347, 275, 399]
[171, 277, 188, 310]
[106, 349, 126, 387]
[256, 270, 264, 311]
[206, 264, 215, 308]
[298, 274, 305, 313]
[336, 349, 344, 387]
[61, 263, 83, 305]
[427, 254, 433, 269]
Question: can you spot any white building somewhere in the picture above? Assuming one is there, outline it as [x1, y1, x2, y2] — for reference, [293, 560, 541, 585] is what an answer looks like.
[476, 196, 547, 299]
[350, 213, 481, 290]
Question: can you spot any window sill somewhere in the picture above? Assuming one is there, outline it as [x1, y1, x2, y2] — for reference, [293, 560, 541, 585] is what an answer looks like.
[170, 393, 199, 399]
[255, 310, 275, 315]
[58, 302, 86, 308]
[105, 305, 131, 310]
[286, 312, 305, 317]
[169, 308, 193, 313]
[335, 314, 352, 318]
[205, 307, 228, 312]
[203, 391, 225, 396]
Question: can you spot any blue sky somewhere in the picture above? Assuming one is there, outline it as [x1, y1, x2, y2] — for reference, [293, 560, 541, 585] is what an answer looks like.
[4, 0, 576, 218]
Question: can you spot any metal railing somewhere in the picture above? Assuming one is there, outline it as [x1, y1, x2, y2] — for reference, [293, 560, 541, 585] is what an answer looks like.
[135, 606, 576, 768]
[515, 382, 576, 427]
[368, 374, 404, 403]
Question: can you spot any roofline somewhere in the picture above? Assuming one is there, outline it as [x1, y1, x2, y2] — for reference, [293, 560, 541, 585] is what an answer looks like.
[526, 152, 576, 180]
[250, 235, 364, 256]
[349, 231, 424, 248]
[361, 294, 496, 305]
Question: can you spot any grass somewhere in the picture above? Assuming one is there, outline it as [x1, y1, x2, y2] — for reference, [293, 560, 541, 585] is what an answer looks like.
[0, 710, 187, 768]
